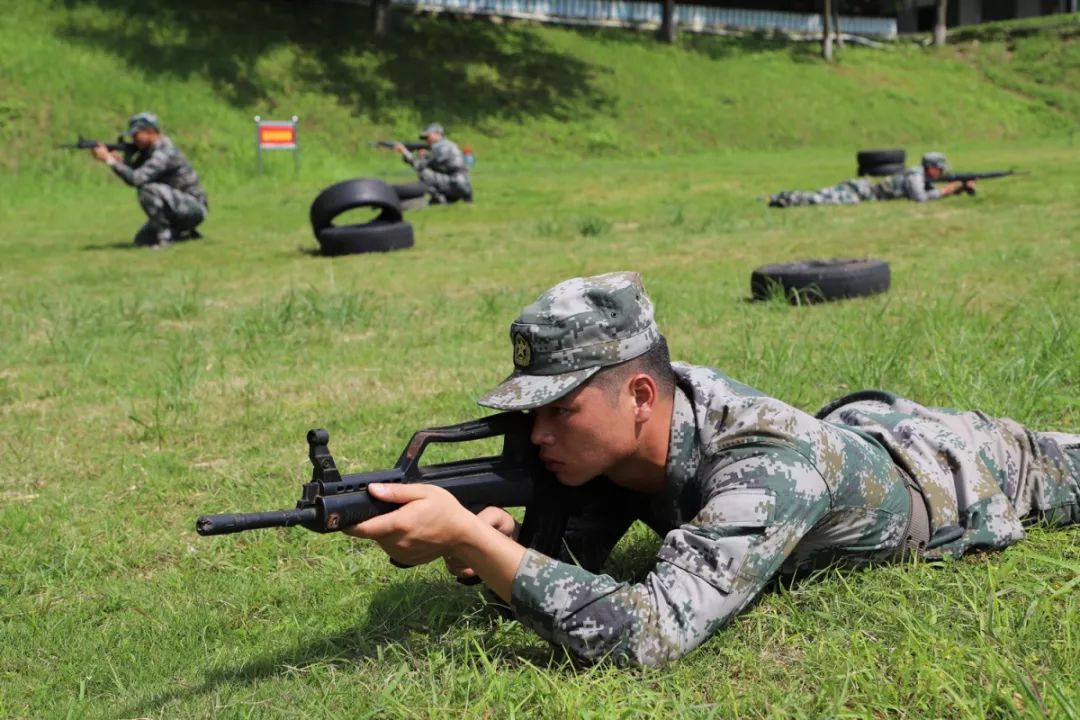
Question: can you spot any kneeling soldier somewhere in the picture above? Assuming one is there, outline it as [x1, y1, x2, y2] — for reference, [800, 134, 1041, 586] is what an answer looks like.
[93, 112, 208, 248]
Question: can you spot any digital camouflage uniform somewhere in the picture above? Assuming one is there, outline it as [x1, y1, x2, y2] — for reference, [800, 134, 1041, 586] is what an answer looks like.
[769, 166, 941, 208]
[111, 125, 208, 245]
[478, 272, 1080, 668]
[402, 136, 472, 203]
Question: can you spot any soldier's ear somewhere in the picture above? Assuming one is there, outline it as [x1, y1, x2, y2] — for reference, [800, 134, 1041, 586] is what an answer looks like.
[628, 374, 657, 421]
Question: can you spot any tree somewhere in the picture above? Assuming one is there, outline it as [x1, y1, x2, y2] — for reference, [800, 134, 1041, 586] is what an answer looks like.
[833, 0, 844, 48]
[933, 0, 947, 46]
[372, 0, 391, 38]
[821, 0, 834, 61]
[659, 0, 676, 44]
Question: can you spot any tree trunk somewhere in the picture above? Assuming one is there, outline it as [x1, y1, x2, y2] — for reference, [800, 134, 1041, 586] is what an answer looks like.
[833, 0, 843, 47]
[933, 0, 947, 46]
[372, 0, 391, 38]
[659, 0, 676, 44]
[821, 0, 833, 62]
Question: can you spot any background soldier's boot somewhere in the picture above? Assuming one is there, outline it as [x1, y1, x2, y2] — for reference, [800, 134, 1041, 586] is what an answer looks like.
[133, 223, 158, 246]
[152, 228, 174, 249]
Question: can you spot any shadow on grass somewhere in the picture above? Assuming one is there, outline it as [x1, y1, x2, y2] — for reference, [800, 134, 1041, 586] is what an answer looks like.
[81, 241, 137, 251]
[54, 0, 613, 128]
[120, 578, 567, 717]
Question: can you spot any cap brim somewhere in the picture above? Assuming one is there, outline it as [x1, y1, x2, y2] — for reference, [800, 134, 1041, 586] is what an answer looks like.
[477, 367, 600, 411]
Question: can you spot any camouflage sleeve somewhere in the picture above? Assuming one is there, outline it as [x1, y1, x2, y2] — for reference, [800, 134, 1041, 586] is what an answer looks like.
[110, 161, 137, 187]
[112, 146, 174, 187]
[402, 149, 424, 171]
[905, 172, 941, 202]
[510, 449, 831, 667]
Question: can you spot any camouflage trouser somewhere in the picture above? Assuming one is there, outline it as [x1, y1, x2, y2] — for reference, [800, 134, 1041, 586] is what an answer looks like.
[418, 168, 472, 203]
[770, 178, 876, 208]
[135, 183, 207, 244]
[823, 396, 1080, 556]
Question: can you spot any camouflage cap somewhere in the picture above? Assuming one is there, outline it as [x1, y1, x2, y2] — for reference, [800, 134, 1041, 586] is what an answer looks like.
[126, 111, 159, 135]
[478, 272, 661, 411]
[419, 122, 445, 138]
[922, 152, 948, 171]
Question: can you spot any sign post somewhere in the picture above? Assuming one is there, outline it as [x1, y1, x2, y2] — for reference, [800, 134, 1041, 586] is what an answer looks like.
[254, 115, 300, 174]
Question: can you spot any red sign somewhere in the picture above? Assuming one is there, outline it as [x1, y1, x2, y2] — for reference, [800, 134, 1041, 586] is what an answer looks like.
[258, 124, 296, 149]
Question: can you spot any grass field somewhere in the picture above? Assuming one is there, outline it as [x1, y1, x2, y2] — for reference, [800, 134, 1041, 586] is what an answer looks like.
[2, 2, 1079, 718]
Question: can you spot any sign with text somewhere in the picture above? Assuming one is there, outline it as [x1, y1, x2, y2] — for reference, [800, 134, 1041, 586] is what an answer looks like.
[253, 115, 300, 174]
[258, 124, 297, 148]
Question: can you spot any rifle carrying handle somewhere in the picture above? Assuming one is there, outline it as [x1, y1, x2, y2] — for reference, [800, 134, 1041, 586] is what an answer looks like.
[396, 412, 527, 478]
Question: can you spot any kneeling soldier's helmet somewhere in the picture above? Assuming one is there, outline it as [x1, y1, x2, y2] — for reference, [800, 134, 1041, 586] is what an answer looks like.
[126, 112, 160, 136]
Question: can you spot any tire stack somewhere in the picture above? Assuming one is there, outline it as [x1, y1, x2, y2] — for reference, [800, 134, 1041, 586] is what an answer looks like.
[856, 149, 906, 177]
[310, 179, 415, 256]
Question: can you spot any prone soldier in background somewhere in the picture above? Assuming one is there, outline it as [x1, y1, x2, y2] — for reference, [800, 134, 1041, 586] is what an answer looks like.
[393, 123, 472, 204]
[768, 152, 971, 208]
[93, 112, 208, 248]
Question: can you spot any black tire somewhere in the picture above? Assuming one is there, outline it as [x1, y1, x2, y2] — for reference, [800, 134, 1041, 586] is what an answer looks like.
[317, 220, 414, 256]
[856, 149, 905, 167]
[857, 161, 906, 177]
[309, 179, 402, 236]
[392, 182, 429, 201]
[751, 258, 890, 304]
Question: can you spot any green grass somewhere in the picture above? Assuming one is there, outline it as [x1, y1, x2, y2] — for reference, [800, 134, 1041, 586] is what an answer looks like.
[2, 140, 1078, 720]
[1, 0, 1078, 199]
[2, 2, 1079, 718]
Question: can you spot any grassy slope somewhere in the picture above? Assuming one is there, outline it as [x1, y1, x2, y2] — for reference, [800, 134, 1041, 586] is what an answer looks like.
[1, 2, 1079, 718]
[1, 2, 1078, 196]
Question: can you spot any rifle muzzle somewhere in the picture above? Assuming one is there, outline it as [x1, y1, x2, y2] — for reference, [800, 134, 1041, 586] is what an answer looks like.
[196, 508, 318, 536]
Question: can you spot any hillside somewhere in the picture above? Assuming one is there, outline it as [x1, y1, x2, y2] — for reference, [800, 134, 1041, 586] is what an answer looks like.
[1, 0, 1078, 197]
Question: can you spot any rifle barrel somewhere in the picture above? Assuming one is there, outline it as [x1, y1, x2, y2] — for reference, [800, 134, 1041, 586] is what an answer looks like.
[196, 508, 317, 536]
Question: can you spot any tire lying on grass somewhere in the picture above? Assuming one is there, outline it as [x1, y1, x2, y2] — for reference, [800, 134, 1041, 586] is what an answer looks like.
[317, 221, 414, 256]
[309, 178, 413, 256]
[751, 258, 891, 304]
[392, 182, 429, 201]
[858, 161, 905, 177]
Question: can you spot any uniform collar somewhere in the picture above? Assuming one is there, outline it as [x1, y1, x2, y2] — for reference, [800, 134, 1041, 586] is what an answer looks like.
[663, 383, 701, 507]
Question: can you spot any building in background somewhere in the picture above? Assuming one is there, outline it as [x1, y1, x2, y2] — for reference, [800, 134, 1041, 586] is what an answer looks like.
[894, 0, 1076, 33]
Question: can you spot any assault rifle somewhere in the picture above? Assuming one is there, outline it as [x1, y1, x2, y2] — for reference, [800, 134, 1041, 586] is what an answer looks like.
[372, 140, 430, 152]
[937, 169, 1024, 196]
[57, 135, 137, 153]
[196, 412, 633, 574]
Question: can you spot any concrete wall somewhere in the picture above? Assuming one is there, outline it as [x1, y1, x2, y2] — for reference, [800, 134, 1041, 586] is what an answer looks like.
[1015, 0, 1042, 15]
[957, 0, 982, 24]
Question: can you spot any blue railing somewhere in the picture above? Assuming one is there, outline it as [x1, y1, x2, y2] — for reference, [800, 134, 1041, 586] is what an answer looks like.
[391, 0, 898, 37]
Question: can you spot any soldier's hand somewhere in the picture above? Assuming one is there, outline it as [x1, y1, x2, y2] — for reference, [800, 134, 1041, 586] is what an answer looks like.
[416, 148, 428, 158]
[393, 142, 406, 154]
[444, 507, 517, 580]
[343, 482, 476, 566]
[92, 144, 111, 162]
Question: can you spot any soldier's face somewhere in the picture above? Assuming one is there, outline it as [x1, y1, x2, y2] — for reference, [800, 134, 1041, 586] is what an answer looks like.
[133, 129, 157, 150]
[926, 165, 943, 180]
[530, 381, 639, 487]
